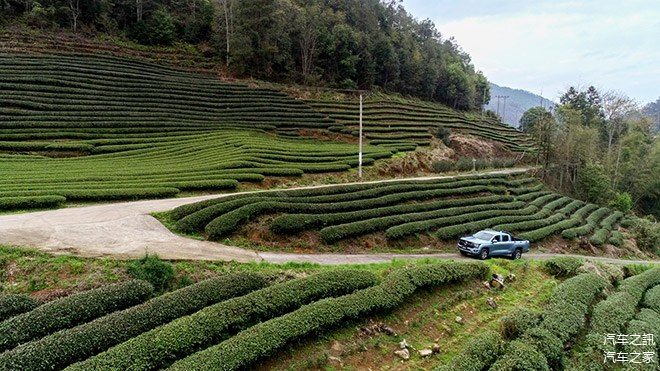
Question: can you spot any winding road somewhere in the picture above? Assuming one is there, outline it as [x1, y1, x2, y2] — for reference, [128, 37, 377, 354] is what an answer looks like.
[1, 168, 657, 265]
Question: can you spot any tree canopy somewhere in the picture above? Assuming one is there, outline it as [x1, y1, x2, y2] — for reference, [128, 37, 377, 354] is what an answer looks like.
[0, 0, 490, 110]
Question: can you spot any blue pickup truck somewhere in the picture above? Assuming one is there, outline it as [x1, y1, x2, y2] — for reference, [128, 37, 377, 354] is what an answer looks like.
[457, 230, 530, 260]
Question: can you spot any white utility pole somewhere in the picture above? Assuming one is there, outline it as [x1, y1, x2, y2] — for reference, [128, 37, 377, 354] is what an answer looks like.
[358, 93, 363, 179]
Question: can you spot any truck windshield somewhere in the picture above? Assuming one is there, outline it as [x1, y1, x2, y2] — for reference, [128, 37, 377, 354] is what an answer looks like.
[473, 231, 495, 241]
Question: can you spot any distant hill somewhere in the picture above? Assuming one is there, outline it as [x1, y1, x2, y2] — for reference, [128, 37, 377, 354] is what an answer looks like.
[486, 83, 556, 128]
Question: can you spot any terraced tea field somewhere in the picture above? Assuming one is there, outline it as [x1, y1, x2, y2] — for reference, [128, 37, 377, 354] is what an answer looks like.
[306, 97, 536, 152]
[167, 172, 626, 249]
[0, 53, 396, 209]
[2, 247, 657, 370]
[0, 261, 489, 370]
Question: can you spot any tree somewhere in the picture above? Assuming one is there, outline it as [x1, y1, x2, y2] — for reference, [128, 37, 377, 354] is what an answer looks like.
[577, 163, 614, 205]
[68, 0, 80, 32]
[519, 106, 550, 132]
[601, 90, 636, 154]
[215, 0, 234, 66]
[559, 85, 603, 126]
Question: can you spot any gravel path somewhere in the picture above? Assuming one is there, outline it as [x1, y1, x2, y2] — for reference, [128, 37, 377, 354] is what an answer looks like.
[1, 168, 657, 265]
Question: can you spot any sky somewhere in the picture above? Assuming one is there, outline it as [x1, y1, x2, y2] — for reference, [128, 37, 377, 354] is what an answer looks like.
[402, 0, 660, 104]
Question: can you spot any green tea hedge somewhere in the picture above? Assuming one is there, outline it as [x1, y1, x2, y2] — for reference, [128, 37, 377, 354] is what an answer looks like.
[168, 262, 488, 370]
[0, 272, 265, 371]
[66, 270, 376, 370]
[0, 280, 153, 352]
[0, 294, 38, 322]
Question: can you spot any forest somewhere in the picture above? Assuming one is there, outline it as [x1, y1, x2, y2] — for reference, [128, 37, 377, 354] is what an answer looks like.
[520, 88, 659, 219]
[0, 0, 490, 110]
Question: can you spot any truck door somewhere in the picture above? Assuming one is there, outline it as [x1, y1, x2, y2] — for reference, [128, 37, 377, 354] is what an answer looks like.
[499, 234, 513, 254]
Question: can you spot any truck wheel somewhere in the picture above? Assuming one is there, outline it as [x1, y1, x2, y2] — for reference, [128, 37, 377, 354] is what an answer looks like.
[512, 248, 522, 260]
[479, 249, 489, 260]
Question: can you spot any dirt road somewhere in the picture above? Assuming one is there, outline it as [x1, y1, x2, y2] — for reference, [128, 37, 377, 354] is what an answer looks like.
[0, 168, 656, 265]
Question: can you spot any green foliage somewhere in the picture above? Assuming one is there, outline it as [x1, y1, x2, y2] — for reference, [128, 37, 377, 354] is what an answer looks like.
[519, 106, 551, 133]
[434, 330, 503, 371]
[631, 217, 660, 254]
[577, 163, 614, 205]
[610, 192, 633, 213]
[168, 262, 488, 370]
[539, 273, 608, 343]
[455, 157, 474, 171]
[0, 294, 38, 322]
[0, 195, 66, 210]
[607, 230, 624, 246]
[431, 159, 454, 172]
[489, 340, 549, 371]
[126, 254, 175, 292]
[0, 280, 153, 352]
[0, 272, 265, 371]
[67, 270, 377, 370]
[589, 229, 609, 246]
[642, 284, 660, 311]
[543, 257, 584, 277]
[520, 328, 564, 369]
[499, 308, 540, 340]
[433, 126, 452, 146]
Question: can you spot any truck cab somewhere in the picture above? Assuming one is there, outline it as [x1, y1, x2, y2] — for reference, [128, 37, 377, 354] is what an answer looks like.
[457, 230, 530, 260]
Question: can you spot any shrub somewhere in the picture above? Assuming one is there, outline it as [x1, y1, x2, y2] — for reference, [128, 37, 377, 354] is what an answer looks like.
[539, 273, 608, 343]
[642, 284, 660, 311]
[434, 330, 503, 371]
[431, 159, 454, 173]
[126, 254, 175, 292]
[0, 280, 153, 352]
[610, 192, 633, 213]
[67, 270, 377, 370]
[455, 157, 474, 171]
[489, 340, 549, 371]
[521, 327, 564, 368]
[0, 294, 38, 322]
[433, 126, 452, 146]
[608, 230, 624, 246]
[168, 262, 487, 371]
[0, 272, 265, 371]
[632, 217, 660, 254]
[589, 228, 610, 246]
[0, 195, 66, 210]
[499, 308, 540, 340]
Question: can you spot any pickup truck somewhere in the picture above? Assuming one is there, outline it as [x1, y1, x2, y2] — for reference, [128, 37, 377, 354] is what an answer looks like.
[457, 230, 530, 260]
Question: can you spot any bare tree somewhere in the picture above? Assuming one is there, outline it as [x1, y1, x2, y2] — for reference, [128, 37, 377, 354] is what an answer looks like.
[296, 5, 322, 81]
[69, 0, 80, 32]
[602, 90, 637, 153]
[136, 0, 143, 22]
[217, 0, 234, 67]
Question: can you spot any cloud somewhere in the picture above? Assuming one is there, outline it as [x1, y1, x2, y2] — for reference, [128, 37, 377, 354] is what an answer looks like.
[404, 0, 660, 102]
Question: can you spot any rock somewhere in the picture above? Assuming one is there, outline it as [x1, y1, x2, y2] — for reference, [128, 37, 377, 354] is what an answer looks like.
[432, 343, 441, 354]
[487, 297, 498, 309]
[507, 273, 516, 281]
[328, 356, 343, 366]
[330, 340, 344, 352]
[381, 324, 398, 336]
[399, 339, 409, 349]
[455, 316, 463, 324]
[490, 278, 505, 288]
[419, 348, 433, 357]
[394, 348, 410, 360]
[493, 273, 505, 281]
[482, 281, 491, 289]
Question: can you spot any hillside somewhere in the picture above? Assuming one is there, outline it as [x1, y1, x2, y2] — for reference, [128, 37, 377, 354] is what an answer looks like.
[486, 83, 555, 127]
[0, 52, 535, 211]
[162, 171, 648, 258]
[0, 246, 657, 370]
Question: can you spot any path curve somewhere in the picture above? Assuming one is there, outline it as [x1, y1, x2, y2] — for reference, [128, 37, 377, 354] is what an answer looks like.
[0, 168, 656, 265]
